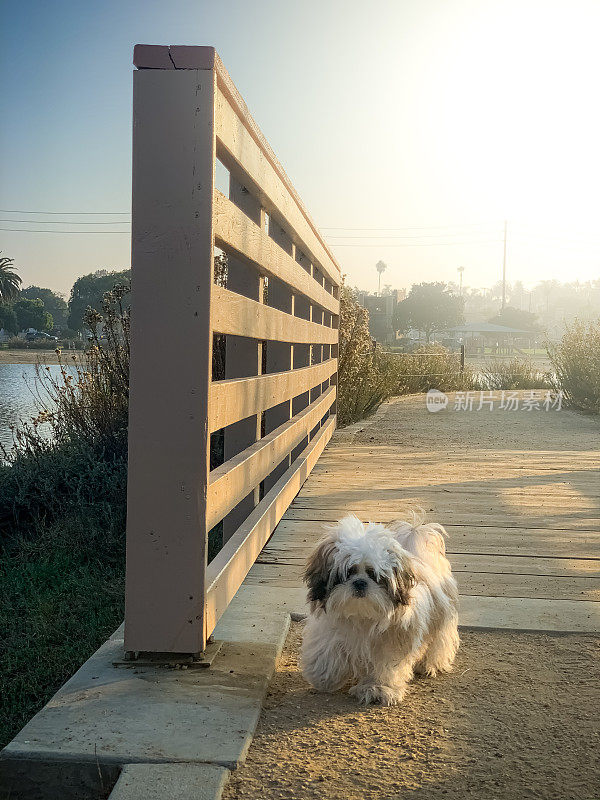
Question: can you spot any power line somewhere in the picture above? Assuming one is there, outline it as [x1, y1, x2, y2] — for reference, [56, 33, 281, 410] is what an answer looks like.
[328, 240, 504, 248]
[0, 209, 130, 215]
[324, 230, 503, 240]
[0, 219, 130, 225]
[321, 222, 499, 231]
[0, 228, 130, 234]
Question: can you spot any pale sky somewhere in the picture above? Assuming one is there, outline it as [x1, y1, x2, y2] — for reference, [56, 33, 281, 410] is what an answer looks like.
[2, 0, 599, 297]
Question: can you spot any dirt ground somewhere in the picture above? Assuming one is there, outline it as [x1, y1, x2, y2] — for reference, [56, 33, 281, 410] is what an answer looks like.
[0, 349, 66, 364]
[222, 623, 600, 800]
[345, 392, 599, 452]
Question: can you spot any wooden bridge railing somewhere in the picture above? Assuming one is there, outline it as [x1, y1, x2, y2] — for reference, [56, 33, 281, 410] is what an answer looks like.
[124, 45, 341, 656]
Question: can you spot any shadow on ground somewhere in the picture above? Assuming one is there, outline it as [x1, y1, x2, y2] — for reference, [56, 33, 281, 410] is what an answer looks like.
[222, 623, 599, 800]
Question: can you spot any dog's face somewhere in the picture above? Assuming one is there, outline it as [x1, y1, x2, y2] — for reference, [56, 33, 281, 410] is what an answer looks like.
[304, 516, 415, 621]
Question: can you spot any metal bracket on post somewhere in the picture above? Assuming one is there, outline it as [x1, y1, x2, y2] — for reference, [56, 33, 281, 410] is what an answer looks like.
[114, 640, 223, 669]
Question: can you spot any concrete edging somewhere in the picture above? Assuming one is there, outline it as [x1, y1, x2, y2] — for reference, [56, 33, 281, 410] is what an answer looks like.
[0, 585, 303, 800]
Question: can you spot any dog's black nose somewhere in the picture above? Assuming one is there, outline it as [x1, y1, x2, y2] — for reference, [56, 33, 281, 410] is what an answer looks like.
[352, 578, 368, 596]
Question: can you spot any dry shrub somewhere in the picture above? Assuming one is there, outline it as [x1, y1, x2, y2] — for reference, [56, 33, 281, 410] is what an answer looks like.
[337, 289, 469, 426]
[337, 286, 393, 426]
[472, 358, 553, 391]
[0, 284, 130, 538]
[391, 344, 471, 394]
[548, 319, 600, 413]
[5, 284, 130, 461]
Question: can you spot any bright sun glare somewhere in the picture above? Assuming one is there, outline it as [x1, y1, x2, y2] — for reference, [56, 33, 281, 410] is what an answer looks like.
[329, 1, 600, 291]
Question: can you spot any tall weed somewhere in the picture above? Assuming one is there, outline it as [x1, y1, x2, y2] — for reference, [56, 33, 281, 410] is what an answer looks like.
[548, 319, 600, 413]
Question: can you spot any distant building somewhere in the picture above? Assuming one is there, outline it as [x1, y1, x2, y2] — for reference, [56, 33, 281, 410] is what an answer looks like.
[357, 289, 406, 344]
[448, 321, 537, 355]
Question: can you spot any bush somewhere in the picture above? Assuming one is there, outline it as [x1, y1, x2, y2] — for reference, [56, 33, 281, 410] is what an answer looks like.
[472, 358, 553, 391]
[337, 288, 470, 425]
[2, 337, 56, 350]
[337, 286, 394, 426]
[390, 344, 471, 395]
[0, 284, 130, 748]
[549, 319, 600, 413]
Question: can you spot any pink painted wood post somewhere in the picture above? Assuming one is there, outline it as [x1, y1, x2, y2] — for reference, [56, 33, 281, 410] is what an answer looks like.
[124, 51, 216, 655]
[125, 45, 341, 653]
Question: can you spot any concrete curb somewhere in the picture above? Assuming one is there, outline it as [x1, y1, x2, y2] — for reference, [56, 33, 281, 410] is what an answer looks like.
[108, 763, 229, 800]
[0, 585, 303, 800]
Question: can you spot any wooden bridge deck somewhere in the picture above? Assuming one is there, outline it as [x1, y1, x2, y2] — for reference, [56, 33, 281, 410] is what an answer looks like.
[246, 392, 600, 631]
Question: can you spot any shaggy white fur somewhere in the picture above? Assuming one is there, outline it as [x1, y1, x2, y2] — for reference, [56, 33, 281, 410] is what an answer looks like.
[300, 512, 459, 705]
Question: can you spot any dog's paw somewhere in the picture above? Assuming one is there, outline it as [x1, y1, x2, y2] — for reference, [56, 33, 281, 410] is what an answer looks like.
[349, 683, 405, 706]
[414, 662, 438, 678]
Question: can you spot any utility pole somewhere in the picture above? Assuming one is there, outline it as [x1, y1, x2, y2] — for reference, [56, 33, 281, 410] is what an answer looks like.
[501, 220, 507, 311]
[457, 266, 464, 295]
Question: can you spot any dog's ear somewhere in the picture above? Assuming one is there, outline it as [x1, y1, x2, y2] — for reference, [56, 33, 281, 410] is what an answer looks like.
[392, 555, 416, 606]
[304, 536, 337, 610]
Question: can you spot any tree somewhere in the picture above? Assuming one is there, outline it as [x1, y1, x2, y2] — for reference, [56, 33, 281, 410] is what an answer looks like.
[0, 255, 22, 302]
[0, 303, 18, 334]
[376, 260, 387, 295]
[68, 269, 130, 330]
[488, 306, 539, 331]
[13, 298, 53, 332]
[20, 286, 68, 330]
[393, 282, 464, 342]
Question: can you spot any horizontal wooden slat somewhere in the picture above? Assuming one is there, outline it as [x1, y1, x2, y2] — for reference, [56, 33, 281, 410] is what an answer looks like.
[214, 191, 339, 315]
[205, 414, 336, 634]
[209, 358, 337, 432]
[207, 386, 336, 530]
[211, 284, 337, 344]
[215, 85, 340, 287]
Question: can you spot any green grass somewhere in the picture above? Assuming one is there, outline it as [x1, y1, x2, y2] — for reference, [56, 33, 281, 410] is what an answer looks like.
[0, 515, 125, 748]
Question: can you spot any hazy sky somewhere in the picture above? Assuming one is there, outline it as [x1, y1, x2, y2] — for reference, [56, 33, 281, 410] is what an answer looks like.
[2, 0, 600, 296]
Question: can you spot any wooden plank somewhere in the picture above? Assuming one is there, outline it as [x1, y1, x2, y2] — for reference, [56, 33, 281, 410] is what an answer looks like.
[207, 387, 335, 529]
[214, 191, 339, 314]
[215, 85, 340, 287]
[205, 415, 336, 634]
[295, 482, 600, 499]
[244, 561, 600, 601]
[256, 550, 600, 578]
[263, 274, 294, 491]
[213, 53, 341, 282]
[316, 447, 599, 461]
[133, 44, 176, 69]
[281, 506, 600, 530]
[222, 188, 264, 543]
[209, 359, 337, 432]
[260, 523, 600, 559]
[211, 284, 337, 344]
[125, 67, 215, 655]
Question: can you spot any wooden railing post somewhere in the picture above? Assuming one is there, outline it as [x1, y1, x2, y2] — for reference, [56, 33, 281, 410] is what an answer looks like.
[125, 45, 341, 652]
[125, 52, 217, 655]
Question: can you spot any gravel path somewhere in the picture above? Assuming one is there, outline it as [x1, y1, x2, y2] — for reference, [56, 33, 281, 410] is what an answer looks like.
[223, 623, 599, 800]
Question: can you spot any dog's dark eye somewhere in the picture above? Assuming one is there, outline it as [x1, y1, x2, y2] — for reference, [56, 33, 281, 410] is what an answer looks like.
[347, 564, 358, 577]
[366, 567, 377, 581]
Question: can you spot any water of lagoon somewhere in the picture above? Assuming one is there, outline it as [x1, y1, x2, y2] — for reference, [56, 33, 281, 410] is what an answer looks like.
[0, 363, 66, 455]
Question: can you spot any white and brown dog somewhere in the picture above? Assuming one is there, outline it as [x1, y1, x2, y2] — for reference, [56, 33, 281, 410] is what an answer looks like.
[301, 513, 459, 705]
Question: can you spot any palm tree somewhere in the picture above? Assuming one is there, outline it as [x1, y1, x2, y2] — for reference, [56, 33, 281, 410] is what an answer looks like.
[376, 260, 387, 295]
[0, 255, 22, 302]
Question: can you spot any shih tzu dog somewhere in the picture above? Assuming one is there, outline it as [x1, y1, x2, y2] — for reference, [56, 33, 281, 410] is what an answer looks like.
[301, 513, 459, 706]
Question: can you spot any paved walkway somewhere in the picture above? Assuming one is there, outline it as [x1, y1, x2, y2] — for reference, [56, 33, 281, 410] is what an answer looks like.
[247, 392, 600, 631]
